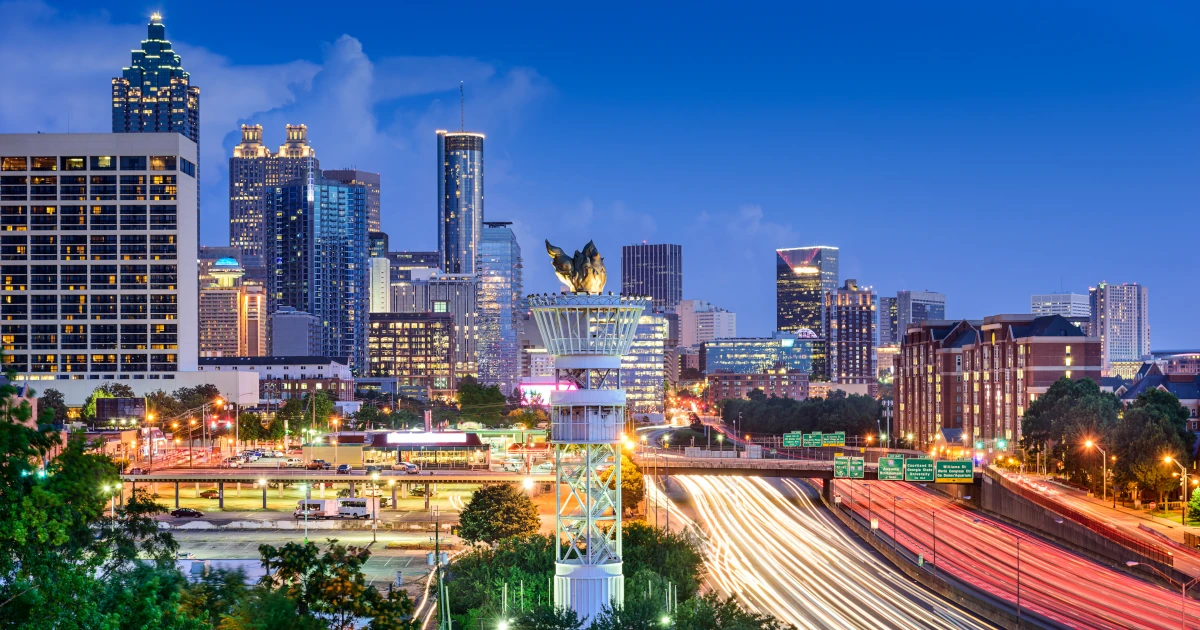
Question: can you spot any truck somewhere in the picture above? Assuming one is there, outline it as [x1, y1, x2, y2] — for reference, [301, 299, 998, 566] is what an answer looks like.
[293, 499, 339, 519]
[337, 497, 380, 519]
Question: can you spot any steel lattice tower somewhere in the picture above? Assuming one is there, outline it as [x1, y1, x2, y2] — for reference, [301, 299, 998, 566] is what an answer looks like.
[528, 292, 648, 624]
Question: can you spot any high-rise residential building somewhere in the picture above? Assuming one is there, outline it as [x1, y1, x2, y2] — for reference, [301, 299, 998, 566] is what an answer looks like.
[676, 299, 736, 348]
[386, 251, 440, 282]
[270, 307, 323, 356]
[229, 124, 319, 280]
[267, 176, 368, 369]
[0, 133, 198, 380]
[477, 222, 523, 395]
[366, 312, 456, 399]
[198, 246, 243, 288]
[1031, 293, 1090, 318]
[368, 258, 390, 313]
[879, 296, 899, 345]
[896, 290, 945, 331]
[437, 130, 484, 275]
[323, 169, 381, 232]
[825, 280, 876, 388]
[1089, 282, 1150, 378]
[111, 15, 199, 145]
[198, 257, 266, 357]
[621, 243, 682, 310]
[367, 232, 389, 259]
[700, 331, 818, 375]
[622, 313, 667, 415]
[776, 246, 838, 378]
[390, 269, 478, 379]
[896, 315, 1101, 449]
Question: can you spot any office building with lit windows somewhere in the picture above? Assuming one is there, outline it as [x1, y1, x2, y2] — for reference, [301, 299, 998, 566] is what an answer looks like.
[111, 15, 199, 144]
[676, 299, 736, 348]
[477, 222, 523, 394]
[621, 313, 667, 415]
[776, 246, 837, 378]
[621, 243, 682, 310]
[324, 169, 381, 232]
[1031, 293, 1090, 318]
[436, 131, 484, 275]
[1089, 282, 1150, 378]
[390, 269, 478, 379]
[824, 280, 876, 388]
[198, 257, 266, 357]
[367, 312, 455, 399]
[700, 331, 817, 376]
[386, 250, 440, 282]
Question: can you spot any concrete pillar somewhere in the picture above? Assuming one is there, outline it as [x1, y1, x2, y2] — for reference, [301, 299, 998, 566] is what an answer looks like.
[424, 486, 430, 511]
[278, 483, 283, 498]
[319, 483, 325, 498]
[349, 482, 356, 498]
[262, 484, 268, 510]
[391, 482, 398, 510]
[174, 481, 180, 508]
[431, 483, 437, 499]
[195, 481, 200, 494]
[305, 485, 312, 500]
[236, 482, 241, 497]
[401, 483, 409, 499]
[218, 482, 225, 509]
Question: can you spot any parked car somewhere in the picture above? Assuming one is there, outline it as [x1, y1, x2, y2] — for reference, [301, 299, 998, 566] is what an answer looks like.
[393, 461, 421, 474]
[126, 467, 146, 475]
[501, 461, 523, 473]
[170, 508, 203, 518]
[282, 457, 304, 468]
[306, 460, 332, 470]
[533, 462, 555, 474]
[199, 489, 219, 499]
[220, 457, 242, 468]
[336, 464, 352, 474]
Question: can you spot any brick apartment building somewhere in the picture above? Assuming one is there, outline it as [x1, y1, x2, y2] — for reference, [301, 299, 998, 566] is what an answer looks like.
[705, 363, 809, 407]
[896, 314, 1101, 449]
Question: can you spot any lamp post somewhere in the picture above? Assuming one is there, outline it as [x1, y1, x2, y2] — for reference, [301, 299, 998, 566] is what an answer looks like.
[1166, 456, 1189, 525]
[928, 493, 971, 578]
[861, 483, 873, 535]
[299, 484, 309, 542]
[975, 519, 1021, 624]
[1084, 440, 1107, 503]
[371, 472, 380, 542]
[1126, 561, 1199, 630]
[892, 495, 903, 551]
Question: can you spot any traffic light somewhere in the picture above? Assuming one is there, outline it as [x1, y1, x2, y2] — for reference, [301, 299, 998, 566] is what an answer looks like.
[996, 439, 1008, 450]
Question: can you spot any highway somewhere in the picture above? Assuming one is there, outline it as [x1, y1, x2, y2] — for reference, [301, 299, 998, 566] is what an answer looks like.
[832, 479, 1200, 630]
[659, 475, 996, 629]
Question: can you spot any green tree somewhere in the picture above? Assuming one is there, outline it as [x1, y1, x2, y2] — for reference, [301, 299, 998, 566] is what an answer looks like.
[180, 568, 251, 627]
[674, 592, 795, 630]
[82, 387, 114, 421]
[145, 389, 184, 423]
[236, 412, 264, 445]
[720, 392, 880, 437]
[514, 604, 585, 630]
[613, 454, 645, 514]
[1114, 406, 1189, 503]
[36, 387, 69, 425]
[1020, 377, 1120, 483]
[621, 522, 705, 601]
[458, 376, 507, 426]
[458, 483, 542, 544]
[1189, 487, 1200, 522]
[173, 384, 224, 411]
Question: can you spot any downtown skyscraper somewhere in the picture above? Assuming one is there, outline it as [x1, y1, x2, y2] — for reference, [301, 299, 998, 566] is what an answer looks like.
[111, 15, 199, 144]
[1089, 282, 1150, 378]
[621, 243, 682, 310]
[437, 130, 484, 275]
[477, 222, 524, 395]
[776, 246, 838, 379]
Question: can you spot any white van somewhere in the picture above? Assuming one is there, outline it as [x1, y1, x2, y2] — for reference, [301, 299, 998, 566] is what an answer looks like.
[337, 497, 379, 519]
[294, 499, 338, 519]
[282, 457, 304, 468]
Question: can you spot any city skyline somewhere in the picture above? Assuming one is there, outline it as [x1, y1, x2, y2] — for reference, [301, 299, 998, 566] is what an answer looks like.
[2, 3, 1197, 346]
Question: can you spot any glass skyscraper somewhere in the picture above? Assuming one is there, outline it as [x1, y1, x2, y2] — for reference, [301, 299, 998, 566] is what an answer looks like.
[111, 15, 200, 143]
[477, 222, 524, 395]
[700, 331, 817, 376]
[267, 177, 368, 370]
[437, 131, 484, 275]
[621, 243, 682, 310]
[776, 246, 838, 379]
[622, 313, 667, 415]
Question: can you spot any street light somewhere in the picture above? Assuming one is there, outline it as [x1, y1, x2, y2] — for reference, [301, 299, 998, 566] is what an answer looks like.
[974, 519, 1021, 624]
[1083, 440, 1108, 503]
[892, 496, 903, 551]
[371, 472, 380, 542]
[927, 493, 971, 578]
[298, 484, 309, 541]
[1165, 456, 1189, 525]
[1127, 561, 1199, 630]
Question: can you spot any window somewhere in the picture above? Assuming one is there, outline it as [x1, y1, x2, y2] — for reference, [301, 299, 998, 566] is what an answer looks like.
[119, 156, 146, 171]
[90, 156, 116, 171]
[179, 159, 195, 177]
[149, 156, 176, 171]
[60, 157, 86, 171]
[1, 158, 27, 172]
[433, 301, 448, 313]
[31, 158, 56, 171]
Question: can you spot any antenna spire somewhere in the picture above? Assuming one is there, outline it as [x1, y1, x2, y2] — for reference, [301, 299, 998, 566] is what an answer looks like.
[460, 81, 465, 131]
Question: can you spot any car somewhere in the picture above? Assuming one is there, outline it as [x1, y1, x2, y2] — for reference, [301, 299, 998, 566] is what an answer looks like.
[126, 467, 146, 475]
[170, 508, 203, 518]
[220, 457, 242, 468]
[533, 462, 555, 474]
[306, 460, 331, 470]
[336, 464, 352, 474]
[364, 464, 385, 474]
[393, 461, 421, 474]
[282, 457, 304, 468]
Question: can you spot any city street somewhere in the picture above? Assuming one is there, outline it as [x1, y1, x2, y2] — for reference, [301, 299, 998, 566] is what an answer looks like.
[661, 475, 996, 629]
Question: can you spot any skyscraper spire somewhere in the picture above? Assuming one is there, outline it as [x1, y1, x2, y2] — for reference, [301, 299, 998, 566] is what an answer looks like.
[460, 81, 465, 131]
[111, 14, 199, 142]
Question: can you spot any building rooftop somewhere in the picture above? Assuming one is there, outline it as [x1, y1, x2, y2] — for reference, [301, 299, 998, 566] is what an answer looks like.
[199, 356, 348, 367]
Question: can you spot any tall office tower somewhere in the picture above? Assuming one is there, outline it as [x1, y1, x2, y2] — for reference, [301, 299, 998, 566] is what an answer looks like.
[229, 124, 319, 281]
[367, 232, 389, 259]
[386, 250, 440, 282]
[436, 130, 484, 275]
[622, 313, 668, 414]
[197, 257, 267, 357]
[390, 269, 479, 380]
[367, 313, 456, 399]
[776, 246, 838, 378]
[111, 15, 199, 144]
[879, 296, 899, 345]
[368, 258, 390, 313]
[477, 222, 524, 395]
[324, 169, 381, 232]
[270, 307, 323, 356]
[0, 133, 198, 380]
[1031, 293, 1090, 318]
[676, 299, 736, 348]
[267, 177, 368, 369]
[198, 245, 242, 287]
[620, 243, 682, 310]
[824, 280, 876, 386]
[1089, 282, 1150, 378]
[895, 290, 946, 334]
[700, 331, 817, 375]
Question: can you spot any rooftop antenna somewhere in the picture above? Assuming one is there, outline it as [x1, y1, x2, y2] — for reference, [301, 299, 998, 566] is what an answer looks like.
[460, 81, 465, 131]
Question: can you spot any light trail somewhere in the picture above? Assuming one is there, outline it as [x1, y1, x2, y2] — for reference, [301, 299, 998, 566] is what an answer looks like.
[666, 475, 996, 629]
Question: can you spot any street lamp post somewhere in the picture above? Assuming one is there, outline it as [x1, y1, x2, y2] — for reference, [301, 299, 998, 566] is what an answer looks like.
[975, 519, 1021, 624]
[1166, 456, 1189, 525]
[862, 483, 873, 535]
[1126, 561, 1200, 630]
[299, 484, 309, 542]
[929, 493, 971, 578]
[371, 473, 380, 543]
[893, 496, 903, 551]
[1084, 440, 1108, 503]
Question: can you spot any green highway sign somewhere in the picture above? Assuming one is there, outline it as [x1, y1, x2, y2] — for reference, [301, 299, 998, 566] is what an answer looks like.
[878, 455, 905, 481]
[904, 458, 936, 482]
[821, 431, 846, 447]
[802, 432, 823, 447]
[834, 456, 865, 479]
[782, 433, 802, 448]
[936, 460, 975, 483]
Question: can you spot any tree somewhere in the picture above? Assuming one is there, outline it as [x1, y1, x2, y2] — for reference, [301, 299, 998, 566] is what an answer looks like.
[237, 412, 264, 445]
[145, 389, 183, 423]
[440, 534, 555, 626]
[1189, 487, 1200, 522]
[720, 393, 879, 438]
[674, 592, 795, 630]
[508, 407, 549, 428]
[82, 387, 114, 421]
[173, 383, 223, 411]
[179, 568, 251, 626]
[514, 605, 584, 630]
[621, 522, 705, 600]
[1020, 377, 1120, 484]
[458, 376, 507, 426]
[36, 388, 68, 426]
[458, 483, 542, 544]
[1114, 406, 1189, 503]
[613, 454, 645, 514]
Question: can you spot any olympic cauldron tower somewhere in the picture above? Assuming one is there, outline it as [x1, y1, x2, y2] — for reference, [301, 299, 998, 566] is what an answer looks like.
[528, 240, 648, 623]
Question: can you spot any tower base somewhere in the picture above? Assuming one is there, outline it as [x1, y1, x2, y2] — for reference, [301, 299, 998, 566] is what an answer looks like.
[554, 561, 624, 625]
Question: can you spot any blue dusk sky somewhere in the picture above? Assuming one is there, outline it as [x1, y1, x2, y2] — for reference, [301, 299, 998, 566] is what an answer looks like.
[2, 1, 1198, 346]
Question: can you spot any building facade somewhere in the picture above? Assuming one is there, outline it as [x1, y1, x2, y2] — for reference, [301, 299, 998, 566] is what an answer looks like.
[676, 299, 736, 348]
[1089, 282, 1150, 378]
[197, 356, 354, 401]
[229, 124, 319, 279]
[366, 313, 455, 399]
[705, 365, 808, 406]
[895, 314, 1101, 449]
[267, 177, 368, 369]
[198, 257, 266, 357]
[621, 243, 682, 310]
[270, 307, 322, 357]
[1031, 293, 1090, 318]
[0, 133, 197, 381]
[776, 246, 837, 378]
[437, 131, 484, 275]
[323, 169, 381, 232]
[825, 280, 876, 386]
[621, 313, 667, 415]
[897, 290, 945, 333]
[700, 331, 817, 375]
[390, 269, 478, 379]
[477, 222, 523, 394]
[111, 15, 199, 144]
[387, 250, 440, 282]
[368, 257, 390, 313]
